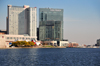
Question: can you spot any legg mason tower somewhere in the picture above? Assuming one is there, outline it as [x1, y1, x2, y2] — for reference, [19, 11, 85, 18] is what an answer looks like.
[39, 8, 63, 41]
[7, 5, 37, 40]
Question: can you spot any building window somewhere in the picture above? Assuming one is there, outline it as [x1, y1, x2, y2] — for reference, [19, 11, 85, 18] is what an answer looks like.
[7, 37, 9, 39]
[20, 37, 21, 39]
[10, 37, 12, 39]
[22, 37, 24, 39]
[14, 37, 15, 39]
[58, 28, 60, 31]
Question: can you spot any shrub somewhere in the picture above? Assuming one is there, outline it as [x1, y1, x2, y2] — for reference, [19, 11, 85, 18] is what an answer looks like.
[12, 41, 35, 47]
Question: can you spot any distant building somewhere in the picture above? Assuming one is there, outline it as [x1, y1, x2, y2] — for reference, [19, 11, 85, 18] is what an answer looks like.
[95, 39, 100, 46]
[58, 40, 69, 46]
[7, 5, 37, 40]
[39, 8, 63, 41]
[68, 42, 79, 47]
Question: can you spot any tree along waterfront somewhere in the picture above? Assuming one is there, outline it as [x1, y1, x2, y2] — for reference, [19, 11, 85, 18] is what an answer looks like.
[11, 41, 35, 47]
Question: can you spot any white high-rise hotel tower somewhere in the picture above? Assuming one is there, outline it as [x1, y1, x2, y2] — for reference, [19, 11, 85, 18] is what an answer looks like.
[7, 5, 37, 40]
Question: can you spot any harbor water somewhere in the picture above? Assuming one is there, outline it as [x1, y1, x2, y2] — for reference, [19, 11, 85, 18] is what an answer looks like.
[0, 48, 100, 66]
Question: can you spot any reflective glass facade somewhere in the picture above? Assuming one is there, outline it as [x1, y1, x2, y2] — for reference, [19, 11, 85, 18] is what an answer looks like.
[39, 8, 63, 41]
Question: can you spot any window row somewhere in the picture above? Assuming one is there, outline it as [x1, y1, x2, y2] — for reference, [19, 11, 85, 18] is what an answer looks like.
[6, 37, 35, 40]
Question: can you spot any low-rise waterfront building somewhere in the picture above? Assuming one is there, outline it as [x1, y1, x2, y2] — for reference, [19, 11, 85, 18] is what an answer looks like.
[57, 41, 69, 46]
[42, 41, 57, 46]
[68, 42, 79, 47]
[0, 34, 37, 42]
[0, 34, 37, 48]
[41, 40, 69, 47]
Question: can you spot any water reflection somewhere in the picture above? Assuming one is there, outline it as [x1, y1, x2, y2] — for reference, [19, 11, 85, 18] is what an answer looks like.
[0, 48, 100, 66]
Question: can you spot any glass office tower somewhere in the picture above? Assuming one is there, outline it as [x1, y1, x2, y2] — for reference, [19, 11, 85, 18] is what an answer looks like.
[39, 8, 63, 41]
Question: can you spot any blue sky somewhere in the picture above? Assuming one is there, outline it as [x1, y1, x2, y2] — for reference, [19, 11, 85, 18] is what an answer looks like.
[0, 0, 100, 45]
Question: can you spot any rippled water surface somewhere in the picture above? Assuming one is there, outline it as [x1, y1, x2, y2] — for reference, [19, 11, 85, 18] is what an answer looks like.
[0, 48, 100, 66]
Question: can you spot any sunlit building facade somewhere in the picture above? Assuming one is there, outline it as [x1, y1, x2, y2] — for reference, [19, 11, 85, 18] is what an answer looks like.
[7, 5, 37, 40]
